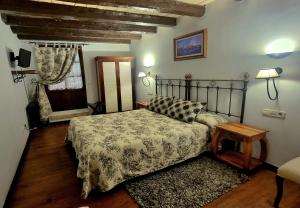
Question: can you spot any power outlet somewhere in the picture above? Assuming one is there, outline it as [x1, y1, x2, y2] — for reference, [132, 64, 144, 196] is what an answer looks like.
[262, 109, 286, 119]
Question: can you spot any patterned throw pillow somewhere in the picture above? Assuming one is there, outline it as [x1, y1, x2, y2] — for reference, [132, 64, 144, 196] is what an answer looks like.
[167, 100, 203, 123]
[195, 112, 228, 129]
[148, 96, 174, 115]
[174, 98, 207, 109]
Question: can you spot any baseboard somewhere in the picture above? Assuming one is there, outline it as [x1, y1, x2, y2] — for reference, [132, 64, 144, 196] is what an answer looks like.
[3, 131, 33, 208]
[206, 151, 278, 173]
[49, 108, 91, 123]
[43, 120, 70, 127]
[263, 162, 278, 173]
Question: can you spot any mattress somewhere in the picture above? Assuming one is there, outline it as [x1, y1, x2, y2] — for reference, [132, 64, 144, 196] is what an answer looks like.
[67, 109, 209, 198]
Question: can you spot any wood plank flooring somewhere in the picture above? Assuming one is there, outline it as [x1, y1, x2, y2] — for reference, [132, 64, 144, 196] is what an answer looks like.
[5, 123, 300, 208]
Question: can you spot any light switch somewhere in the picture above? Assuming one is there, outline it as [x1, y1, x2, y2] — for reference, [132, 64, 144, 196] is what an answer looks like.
[262, 109, 286, 119]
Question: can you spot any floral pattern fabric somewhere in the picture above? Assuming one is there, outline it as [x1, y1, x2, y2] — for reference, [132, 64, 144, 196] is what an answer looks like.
[195, 112, 228, 130]
[37, 85, 52, 122]
[67, 109, 209, 198]
[34, 46, 77, 121]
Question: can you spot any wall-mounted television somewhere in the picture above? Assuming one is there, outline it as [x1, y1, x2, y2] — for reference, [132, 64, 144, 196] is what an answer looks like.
[10, 48, 31, 68]
[18, 49, 31, 68]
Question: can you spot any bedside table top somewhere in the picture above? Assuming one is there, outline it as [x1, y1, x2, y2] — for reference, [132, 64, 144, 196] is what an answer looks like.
[216, 122, 267, 138]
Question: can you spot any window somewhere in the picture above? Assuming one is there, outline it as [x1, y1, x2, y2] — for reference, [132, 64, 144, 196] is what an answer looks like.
[48, 52, 83, 90]
[45, 48, 87, 111]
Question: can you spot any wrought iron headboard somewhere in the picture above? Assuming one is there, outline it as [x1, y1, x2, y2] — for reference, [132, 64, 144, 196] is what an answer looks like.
[155, 75, 249, 123]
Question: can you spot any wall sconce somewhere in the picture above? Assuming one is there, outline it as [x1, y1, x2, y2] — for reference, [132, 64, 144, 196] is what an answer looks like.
[265, 38, 296, 59]
[138, 71, 151, 87]
[143, 54, 155, 68]
[256, 67, 283, 100]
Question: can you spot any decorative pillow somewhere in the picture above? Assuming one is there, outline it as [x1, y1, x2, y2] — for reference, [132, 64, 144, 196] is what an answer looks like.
[195, 112, 228, 129]
[200, 102, 207, 108]
[167, 100, 203, 123]
[147, 96, 174, 115]
[174, 98, 207, 108]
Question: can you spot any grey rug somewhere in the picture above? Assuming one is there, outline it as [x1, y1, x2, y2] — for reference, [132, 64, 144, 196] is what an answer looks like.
[124, 156, 248, 208]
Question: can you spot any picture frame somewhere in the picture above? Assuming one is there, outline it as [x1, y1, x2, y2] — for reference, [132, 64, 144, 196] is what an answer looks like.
[174, 29, 207, 61]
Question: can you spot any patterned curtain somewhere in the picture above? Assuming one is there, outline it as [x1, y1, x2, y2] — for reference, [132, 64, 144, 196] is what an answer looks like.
[34, 46, 78, 121]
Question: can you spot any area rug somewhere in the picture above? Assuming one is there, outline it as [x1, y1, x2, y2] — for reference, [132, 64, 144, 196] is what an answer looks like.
[124, 156, 248, 208]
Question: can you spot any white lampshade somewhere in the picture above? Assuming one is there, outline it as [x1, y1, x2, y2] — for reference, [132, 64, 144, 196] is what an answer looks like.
[256, 68, 279, 79]
[265, 38, 296, 54]
[138, 72, 146, 78]
[143, 54, 155, 68]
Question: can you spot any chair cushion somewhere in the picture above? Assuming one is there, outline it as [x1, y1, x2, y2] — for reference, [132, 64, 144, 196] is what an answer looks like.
[278, 157, 300, 184]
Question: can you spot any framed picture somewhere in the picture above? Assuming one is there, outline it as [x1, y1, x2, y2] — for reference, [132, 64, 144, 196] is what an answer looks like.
[174, 29, 207, 61]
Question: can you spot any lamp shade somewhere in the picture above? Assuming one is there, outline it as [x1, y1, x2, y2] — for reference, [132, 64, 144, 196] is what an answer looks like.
[265, 38, 296, 55]
[138, 72, 146, 78]
[143, 54, 155, 68]
[256, 68, 279, 79]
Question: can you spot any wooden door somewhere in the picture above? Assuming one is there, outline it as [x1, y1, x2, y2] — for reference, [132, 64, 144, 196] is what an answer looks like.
[102, 62, 119, 113]
[119, 61, 133, 111]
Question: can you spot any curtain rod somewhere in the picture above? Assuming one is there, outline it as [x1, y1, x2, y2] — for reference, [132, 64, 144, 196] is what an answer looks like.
[28, 41, 89, 46]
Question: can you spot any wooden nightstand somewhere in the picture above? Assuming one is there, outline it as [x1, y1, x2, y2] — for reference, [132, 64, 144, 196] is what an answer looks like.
[136, 101, 149, 109]
[211, 122, 268, 172]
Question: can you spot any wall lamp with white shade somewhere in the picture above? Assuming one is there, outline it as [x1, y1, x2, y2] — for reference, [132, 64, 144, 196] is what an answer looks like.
[265, 38, 296, 59]
[256, 67, 283, 100]
[138, 54, 155, 87]
[143, 54, 155, 68]
[138, 71, 151, 87]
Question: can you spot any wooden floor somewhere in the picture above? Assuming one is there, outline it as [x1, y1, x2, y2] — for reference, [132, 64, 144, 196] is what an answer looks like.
[5, 123, 300, 208]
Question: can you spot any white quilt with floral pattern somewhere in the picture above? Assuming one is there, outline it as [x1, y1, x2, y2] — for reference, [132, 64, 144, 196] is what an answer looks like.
[67, 109, 209, 198]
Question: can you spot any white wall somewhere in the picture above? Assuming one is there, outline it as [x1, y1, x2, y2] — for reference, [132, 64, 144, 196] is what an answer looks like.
[131, 0, 300, 167]
[82, 43, 131, 103]
[0, 21, 31, 207]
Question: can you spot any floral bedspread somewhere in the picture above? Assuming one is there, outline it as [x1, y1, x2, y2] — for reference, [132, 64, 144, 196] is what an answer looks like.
[67, 109, 209, 198]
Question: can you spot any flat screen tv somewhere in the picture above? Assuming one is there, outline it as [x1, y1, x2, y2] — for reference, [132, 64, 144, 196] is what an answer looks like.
[18, 48, 31, 68]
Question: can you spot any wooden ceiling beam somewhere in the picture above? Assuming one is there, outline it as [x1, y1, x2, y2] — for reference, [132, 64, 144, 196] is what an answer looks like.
[0, 0, 176, 26]
[1, 15, 157, 34]
[59, 0, 206, 17]
[11, 26, 142, 40]
[17, 34, 131, 44]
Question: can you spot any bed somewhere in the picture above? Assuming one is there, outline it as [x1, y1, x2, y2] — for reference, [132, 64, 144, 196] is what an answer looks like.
[68, 109, 209, 198]
[67, 76, 249, 198]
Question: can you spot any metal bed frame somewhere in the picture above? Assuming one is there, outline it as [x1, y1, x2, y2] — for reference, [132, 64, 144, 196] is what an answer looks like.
[155, 75, 249, 123]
